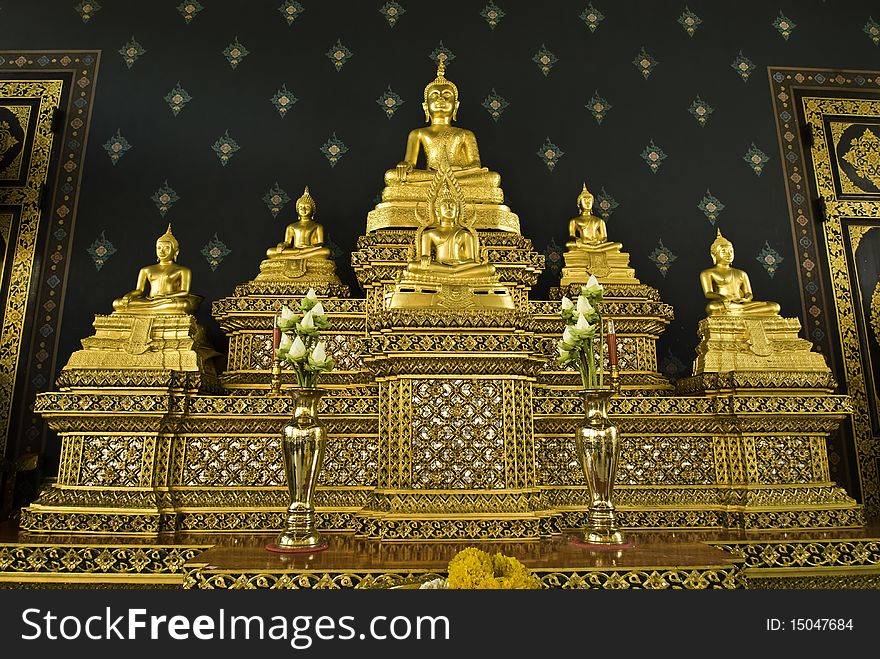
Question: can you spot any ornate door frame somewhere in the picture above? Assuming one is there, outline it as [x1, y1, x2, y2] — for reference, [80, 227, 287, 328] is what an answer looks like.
[0, 52, 100, 478]
[769, 67, 880, 518]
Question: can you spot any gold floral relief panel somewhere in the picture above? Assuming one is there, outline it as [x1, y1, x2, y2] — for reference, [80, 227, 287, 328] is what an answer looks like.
[803, 95, 880, 515]
[827, 118, 880, 197]
[0, 80, 62, 458]
[0, 103, 33, 182]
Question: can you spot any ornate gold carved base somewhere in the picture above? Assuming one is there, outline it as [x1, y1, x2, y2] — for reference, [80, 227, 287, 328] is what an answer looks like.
[4, 528, 880, 589]
[386, 280, 515, 310]
[559, 246, 639, 286]
[367, 200, 520, 233]
[691, 315, 832, 377]
[355, 489, 561, 541]
[61, 313, 221, 389]
[243, 257, 349, 297]
[550, 485, 864, 531]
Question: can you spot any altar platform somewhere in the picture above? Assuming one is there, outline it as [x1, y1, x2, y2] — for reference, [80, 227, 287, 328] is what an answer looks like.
[2, 522, 878, 590]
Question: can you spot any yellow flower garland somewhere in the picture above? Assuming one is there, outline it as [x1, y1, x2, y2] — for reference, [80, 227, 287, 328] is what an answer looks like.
[445, 547, 540, 589]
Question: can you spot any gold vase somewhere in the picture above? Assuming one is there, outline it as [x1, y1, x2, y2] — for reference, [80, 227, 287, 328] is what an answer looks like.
[271, 387, 328, 552]
[575, 389, 626, 546]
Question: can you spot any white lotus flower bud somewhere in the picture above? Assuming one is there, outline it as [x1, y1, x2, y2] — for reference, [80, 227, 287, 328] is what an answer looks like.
[278, 333, 293, 351]
[279, 305, 296, 322]
[575, 313, 593, 331]
[305, 288, 318, 301]
[310, 341, 327, 363]
[299, 310, 315, 330]
[311, 301, 326, 317]
[582, 274, 604, 298]
[576, 296, 595, 319]
[289, 335, 307, 359]
[560, 296, 574, 311]
[562, 326, 577, 346]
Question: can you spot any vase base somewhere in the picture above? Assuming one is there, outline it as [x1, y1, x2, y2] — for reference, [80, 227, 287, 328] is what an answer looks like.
[265, 542, 328, 554]
[570, 528, 632, 549]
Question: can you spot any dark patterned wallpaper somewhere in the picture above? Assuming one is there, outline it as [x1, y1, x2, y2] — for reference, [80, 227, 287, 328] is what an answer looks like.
[1, 0, 878, 387]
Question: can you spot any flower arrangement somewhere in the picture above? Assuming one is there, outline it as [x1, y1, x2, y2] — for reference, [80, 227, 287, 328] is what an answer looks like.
[556, 275, 616, 389]
[274, 288, 335, 388]
[421, 547, 540, 589]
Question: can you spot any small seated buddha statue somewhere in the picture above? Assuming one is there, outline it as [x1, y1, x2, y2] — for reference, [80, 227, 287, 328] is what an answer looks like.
[404, 195, 496, 280]
[64, 224, 220, 385]
[368, 62, 519, 233]
[559, 182, 637, 287]
[265, 186, 331, 261]
[687, 229, 829, 382]
[112, 224, 201, 315]
[253, 186, 344, 292]
[700, 229, 781, 317]
[566, 183, 622, 252]
[387, 166, 513, 310]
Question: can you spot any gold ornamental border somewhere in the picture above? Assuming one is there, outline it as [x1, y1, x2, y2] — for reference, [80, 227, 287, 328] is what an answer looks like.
[768, 67, 880, 518]
[0, 79, 62, 457]
[802, 96, 880, 519]
[0, 51, 101, 466]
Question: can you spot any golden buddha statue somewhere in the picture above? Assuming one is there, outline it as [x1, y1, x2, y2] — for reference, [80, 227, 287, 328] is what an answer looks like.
[368, 62, 519, 233]
[700, 230, 781, 317]
[567, 183, 621, 252]
[690, 229, 829, 381]
[265, 186, 331, 261]
[559, 182, 637, 287]
[387, 166, 513, 310]
[253, 186, 343, 291]
[384, 61, 499, 190]
[65, 224, 220, 384]
[112, 224, 201, 315]
[404, 194, 496, 280]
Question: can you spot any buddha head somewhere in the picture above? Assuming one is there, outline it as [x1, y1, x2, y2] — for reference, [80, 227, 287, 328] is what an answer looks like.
[577, 183, 595, 214]
[295, 186, 316, 220]
[156, 224, 179, 263]
[435, 187, 461, 225]
[710, 229, 735, 265]
[423, 60, 459, 123]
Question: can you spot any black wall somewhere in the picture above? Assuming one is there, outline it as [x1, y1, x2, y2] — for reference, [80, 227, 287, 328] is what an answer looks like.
[2, 0, 878, 384]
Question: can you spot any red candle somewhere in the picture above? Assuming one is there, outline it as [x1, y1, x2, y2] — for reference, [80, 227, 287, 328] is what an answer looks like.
[272, 317, 281, 350]
[606, 318, 618, 366]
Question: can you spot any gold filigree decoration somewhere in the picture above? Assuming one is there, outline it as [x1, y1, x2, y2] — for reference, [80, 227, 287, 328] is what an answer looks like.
[0, 120, 18, 155]
[842, 126, 880, 189]
[0, 80, 62, 458]
[871, 279, 880, 350]
[0, 105, 32, 180]
[802, 94, 880, 517]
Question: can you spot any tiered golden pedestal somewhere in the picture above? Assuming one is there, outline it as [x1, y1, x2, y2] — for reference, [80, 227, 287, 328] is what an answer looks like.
[2, 64, 876, 589]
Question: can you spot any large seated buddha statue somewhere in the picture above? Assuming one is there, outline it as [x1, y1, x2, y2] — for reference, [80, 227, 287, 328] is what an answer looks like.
[63, 225, 220, 385]
[690, 229, 829, 380]
[255, 186, 342, 288]
[560, 183, 638, 286]
[367, 62, 519, 233]
[386, 166, 513, 310]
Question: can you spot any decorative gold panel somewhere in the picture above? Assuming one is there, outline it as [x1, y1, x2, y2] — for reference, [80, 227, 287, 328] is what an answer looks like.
[0, 79, 62, 457]
[411, 379, 505, 489]
[802, 95, 880, 516]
